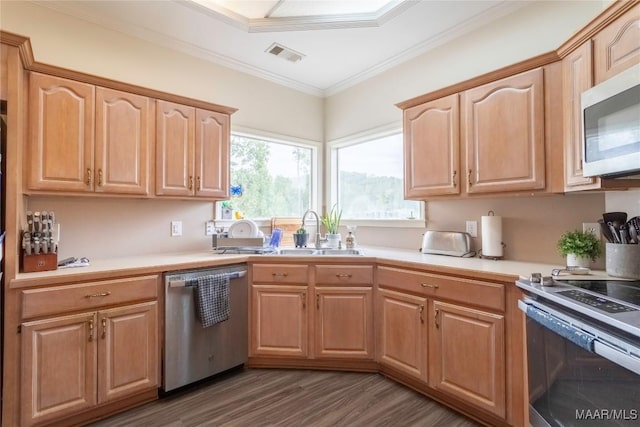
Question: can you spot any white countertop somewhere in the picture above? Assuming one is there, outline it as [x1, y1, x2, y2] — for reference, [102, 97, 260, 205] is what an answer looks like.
[11, 246, 612, 288]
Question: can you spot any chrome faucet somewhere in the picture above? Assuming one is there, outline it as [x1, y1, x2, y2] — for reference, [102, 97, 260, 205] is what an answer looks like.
[301, 209, 327, 249]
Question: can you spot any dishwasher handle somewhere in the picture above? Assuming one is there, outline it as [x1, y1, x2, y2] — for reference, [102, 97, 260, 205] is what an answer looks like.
[168, 270, 246, 288]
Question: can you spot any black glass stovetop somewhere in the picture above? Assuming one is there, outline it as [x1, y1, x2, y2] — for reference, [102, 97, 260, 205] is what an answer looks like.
[556, 279, 640, 307]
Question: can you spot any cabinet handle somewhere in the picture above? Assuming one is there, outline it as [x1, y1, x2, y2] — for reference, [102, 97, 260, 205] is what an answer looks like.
[88, 318, 94, 342]
[101, 318, 107, 339]
[85, 291, 111, 298]
[272, 272, 289, 277]
[302, 292, 306, 309]
[335, 273, 352, 278]
[196, 176, 201, 191]
[435, 309, 440, 329]
[420, 283, 439, 289]
[419, 305, 424, 323]
[468, 169, 472, 186]
[97, 169, 104, 186]
[452, 170, 457, 187]
[189, 176, 194, 190]
[86, 168, 92, 186]
[316, 294, 320, 310]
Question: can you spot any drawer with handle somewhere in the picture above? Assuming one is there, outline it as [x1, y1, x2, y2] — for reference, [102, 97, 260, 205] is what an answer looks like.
[21, 275, 159, 320]
[252, 264, 309, 284]
[377, 266, 504, 311]
[315, 265, 374, 285]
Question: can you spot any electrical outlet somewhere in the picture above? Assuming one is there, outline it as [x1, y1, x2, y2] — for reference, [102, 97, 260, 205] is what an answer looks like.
[583, 222, 600, 240]
[466, 220, 478, 237]
[171, 221, 182, 237]
[205, 220, 215, 236]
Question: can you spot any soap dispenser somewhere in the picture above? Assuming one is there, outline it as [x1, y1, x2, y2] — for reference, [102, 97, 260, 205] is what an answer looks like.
[345, 231, 356, 249]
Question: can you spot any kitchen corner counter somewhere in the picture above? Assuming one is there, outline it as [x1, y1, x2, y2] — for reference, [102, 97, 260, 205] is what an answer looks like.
[11, 252, 250, 288]
[11, 246, 607, 289]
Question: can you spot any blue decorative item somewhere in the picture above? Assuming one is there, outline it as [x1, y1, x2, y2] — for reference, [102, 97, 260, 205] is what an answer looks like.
[230, 184, 244, 197]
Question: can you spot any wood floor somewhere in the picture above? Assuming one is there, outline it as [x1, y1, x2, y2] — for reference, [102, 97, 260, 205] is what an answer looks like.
[89, 368, 480, 427]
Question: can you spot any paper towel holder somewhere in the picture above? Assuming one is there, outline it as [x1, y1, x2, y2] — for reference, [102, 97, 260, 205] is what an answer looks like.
[480, 210, 505, 260]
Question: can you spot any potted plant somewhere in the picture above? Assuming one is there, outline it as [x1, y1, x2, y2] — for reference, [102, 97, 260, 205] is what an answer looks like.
[293, 227, 308, 248]
[557, 230, 602, 267]
[321, 205, 342, 249]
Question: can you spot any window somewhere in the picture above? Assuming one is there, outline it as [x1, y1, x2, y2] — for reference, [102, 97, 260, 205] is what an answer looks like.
[330, 131, 421, 221]
[226, 132, 318, 218]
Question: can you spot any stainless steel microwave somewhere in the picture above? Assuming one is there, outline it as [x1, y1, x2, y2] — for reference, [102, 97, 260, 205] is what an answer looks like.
[581, 63, 640, 178]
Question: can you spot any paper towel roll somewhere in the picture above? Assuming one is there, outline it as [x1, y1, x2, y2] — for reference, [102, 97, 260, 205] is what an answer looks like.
[482, 214, 503, 258]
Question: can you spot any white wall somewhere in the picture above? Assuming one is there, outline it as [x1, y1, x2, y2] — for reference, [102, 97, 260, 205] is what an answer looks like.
[0, 0, 324, 142]
[324, 0, 608, 140]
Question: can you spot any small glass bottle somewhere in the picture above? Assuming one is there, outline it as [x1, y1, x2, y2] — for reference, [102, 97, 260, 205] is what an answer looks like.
[345, 231, 356, 249]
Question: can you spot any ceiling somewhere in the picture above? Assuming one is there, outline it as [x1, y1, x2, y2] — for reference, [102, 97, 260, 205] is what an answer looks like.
[35, 0, 532, 97]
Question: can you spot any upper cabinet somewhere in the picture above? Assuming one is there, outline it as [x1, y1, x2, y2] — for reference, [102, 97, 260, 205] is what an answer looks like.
[593, 3, 640, 85]
[28, 73, 95, 192]
[561, 3, 640, 192]
[401, 64, 558, 200]
[27, 71, 234, 200]
[404, 94, 460, 198]
[156, 100, 229, 199]
[462, 68, 545, 194]
[95, 87, 152, 195]
[28, 73, 152, 195]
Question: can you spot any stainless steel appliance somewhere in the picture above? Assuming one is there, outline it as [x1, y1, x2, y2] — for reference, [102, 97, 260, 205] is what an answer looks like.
[517, 276, 640, 426]
[581, 63, 640, 178]
[421, 230, 475, 257]
[163, 264, 248, 392]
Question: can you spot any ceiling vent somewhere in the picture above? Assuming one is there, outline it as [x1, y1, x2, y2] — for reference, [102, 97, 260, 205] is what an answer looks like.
[265, 42, 305, 62]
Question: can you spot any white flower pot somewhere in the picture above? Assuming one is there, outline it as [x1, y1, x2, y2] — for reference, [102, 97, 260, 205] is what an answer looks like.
[566, 253, 591, 268]
[326, 233, 341, 249]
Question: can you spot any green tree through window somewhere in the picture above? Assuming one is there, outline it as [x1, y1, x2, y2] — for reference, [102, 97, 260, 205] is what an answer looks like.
[230, 135, 312, 218]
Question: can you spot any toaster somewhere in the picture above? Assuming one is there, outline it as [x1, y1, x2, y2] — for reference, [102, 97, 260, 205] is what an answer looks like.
[421, 231, 475, 257]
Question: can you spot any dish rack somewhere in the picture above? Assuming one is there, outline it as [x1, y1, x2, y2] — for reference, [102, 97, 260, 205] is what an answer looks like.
[212, 229, 282, 254]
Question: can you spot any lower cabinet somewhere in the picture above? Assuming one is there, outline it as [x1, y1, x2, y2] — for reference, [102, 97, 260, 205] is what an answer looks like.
[315, 286, 374, 359]
[250, 263, 374, 361]
[377, 288, 428, 382]
[429, 300, 506, 419]
[19, 275, 159, 427]
[21, 301, 158, 427]
[251, 284, 309, 357]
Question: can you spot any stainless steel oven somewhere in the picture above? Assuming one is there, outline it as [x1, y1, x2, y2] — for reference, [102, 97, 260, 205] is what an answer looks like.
[517, 277, 640, 426]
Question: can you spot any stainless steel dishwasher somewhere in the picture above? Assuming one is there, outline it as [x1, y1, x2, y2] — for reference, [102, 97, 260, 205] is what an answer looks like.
[163, 264, 248, 392]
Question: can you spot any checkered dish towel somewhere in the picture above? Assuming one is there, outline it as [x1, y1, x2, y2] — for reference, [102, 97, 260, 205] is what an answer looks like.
[194, 274, 230, 327]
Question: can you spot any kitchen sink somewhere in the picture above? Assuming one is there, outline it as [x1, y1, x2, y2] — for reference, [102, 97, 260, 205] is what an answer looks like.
[274, 248, 365, 256]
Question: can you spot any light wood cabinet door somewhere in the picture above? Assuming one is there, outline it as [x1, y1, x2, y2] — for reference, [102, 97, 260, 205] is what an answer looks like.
[563, 41, 600, 190]
[95, 87, 152, 195]
[593, 3, 640, 84]
[98, 301, 158, 404]
[251, 284, 308, 357]
[404, 94, 460, 198]
[156, 100, 195, 196]
[21, 312, 97, 427]
[28, 72, 95, 192]
[314, 287, 374, 360]
[462, 68, 545, 194]
[195, 109, 229, 198]
[377, 288, 427, 382]
[429, 300, 505, 418]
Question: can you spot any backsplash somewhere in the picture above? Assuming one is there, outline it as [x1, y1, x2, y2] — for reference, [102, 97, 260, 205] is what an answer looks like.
[26, 189, 637, 269]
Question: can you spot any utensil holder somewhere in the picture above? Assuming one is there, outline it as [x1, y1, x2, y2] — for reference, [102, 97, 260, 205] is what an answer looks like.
[606, 243, 640, 279]
[22, 252, 58, 273]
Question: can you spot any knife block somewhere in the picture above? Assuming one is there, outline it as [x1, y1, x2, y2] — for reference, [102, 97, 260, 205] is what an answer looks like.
[22, 253, 58, 273]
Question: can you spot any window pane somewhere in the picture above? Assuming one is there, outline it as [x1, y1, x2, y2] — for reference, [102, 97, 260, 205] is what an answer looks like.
[229, 135, 312, 218]
[337, 133, 420, 219]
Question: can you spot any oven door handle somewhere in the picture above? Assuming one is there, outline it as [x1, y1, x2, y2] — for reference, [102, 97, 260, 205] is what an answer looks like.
[520, 300, 595, 352]
[519, 299, 640, 375]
